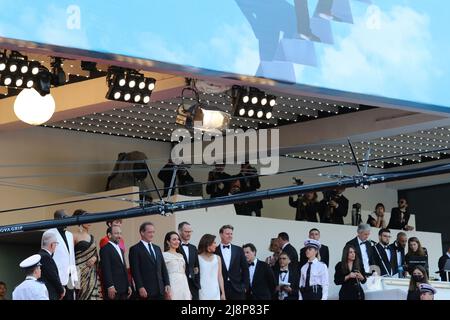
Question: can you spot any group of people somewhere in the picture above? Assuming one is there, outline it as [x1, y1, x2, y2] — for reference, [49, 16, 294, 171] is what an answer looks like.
[9, 204, 449, 300]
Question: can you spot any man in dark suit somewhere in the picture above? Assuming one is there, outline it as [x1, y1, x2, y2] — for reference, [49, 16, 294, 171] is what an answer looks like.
[277, 232, 298, 267]
[215, 225, 249, 300]
[387, 198, 414, 231]
[178, 221, 200, 300]
[99, 225, 131, 300]
[243, 243, 276, 300]
[373, 228, 397, 276]
[129, 222, 170, 300]
[299, 228, 329, 268]
[389, 232, 407, 277]
[438, 246, 450, 281]
[346, 224, 375, 276]
[274, 252, 299, 300]
[39, 232, 65, 300]
[157, 159, 176, 197]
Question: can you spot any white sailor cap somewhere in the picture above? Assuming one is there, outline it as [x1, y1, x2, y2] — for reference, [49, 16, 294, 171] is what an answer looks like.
[304, 239, 321, 250]
[419, 283, 437, 295]
[19, 254, 41, 269]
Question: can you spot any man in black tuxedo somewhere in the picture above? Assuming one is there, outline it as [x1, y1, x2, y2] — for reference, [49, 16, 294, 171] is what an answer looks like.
[346, 224, 375, 276]
[274, 252, 299, 300]
[99, 226, 131, 300]
[129, 222, 170, 300]
[389, 232, 407, 277]
[299, 228, 329, 268]
[373, 228, 397, 276]
[387, 198, 414, 231]
[438, 246, 450, 281]
[243, 243, 275, 300]
[277, 232, 298, 267]
[178, 221, 200, 300]
[215, 225, 249, 300]
[39, 232, 65, 300]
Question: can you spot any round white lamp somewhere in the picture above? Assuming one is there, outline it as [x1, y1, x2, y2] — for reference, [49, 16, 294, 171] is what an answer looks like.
[14, 88, 55, 125]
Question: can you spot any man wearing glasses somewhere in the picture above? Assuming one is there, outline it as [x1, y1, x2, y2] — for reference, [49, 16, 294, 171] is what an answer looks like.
[39, 232, 65, 300]
[388, 198, 414, 231]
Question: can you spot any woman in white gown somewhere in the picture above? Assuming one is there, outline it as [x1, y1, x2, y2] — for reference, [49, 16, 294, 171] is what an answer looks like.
[162, 231, 191, 300]
[197, 234, 226, 300]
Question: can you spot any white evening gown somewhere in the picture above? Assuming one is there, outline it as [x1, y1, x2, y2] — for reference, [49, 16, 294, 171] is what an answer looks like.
[198, 254, 220, 300]
[162, 252, 191, 300]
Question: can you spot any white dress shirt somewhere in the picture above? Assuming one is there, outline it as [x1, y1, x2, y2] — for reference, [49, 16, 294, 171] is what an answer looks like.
[221, 243, 232, 271]
[358, 238, 370, 273]
[281, 242, 289, 250]
[299, 258, 329, 300]
[248, 259, 258, 286]
[278, 268, 290, 300]
[384, 245, 392, 261]
[12, 276, 49, 300]
[140, 240, 157, 259]
[181, 242, 190, 261]
[111, 241, 124, 263]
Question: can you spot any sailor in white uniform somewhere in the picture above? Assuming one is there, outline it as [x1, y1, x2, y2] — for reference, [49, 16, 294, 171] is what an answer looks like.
[299, 239, 329, 300]
[12, 254, 49, 300]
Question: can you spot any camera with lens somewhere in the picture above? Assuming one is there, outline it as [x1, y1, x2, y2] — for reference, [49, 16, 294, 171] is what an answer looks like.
[292, 177, 304, 186]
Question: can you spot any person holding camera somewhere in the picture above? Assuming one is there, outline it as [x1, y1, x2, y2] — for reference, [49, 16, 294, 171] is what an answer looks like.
[206, 163, 231, 198]
[289, 190, 320, 222]
[234, 162, 263, 217]
[334, 244, 366, 300]
[319, 187, 349, 224]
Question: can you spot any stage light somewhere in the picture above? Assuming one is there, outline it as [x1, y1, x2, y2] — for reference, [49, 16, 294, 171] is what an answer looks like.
[13, 88, 55, 125]
[257, 110, 263, 118]
[261, 97, 267, 106]
[34, 68, 52, 96]
[26, 79, 34, 88]
[242, 95, 249, 103]
[251, 96, 258, 104]
[106, 67, 156, 104]
[248, 109, 255, 117]
[232, 86, 277, 121]
[239, 108, 246, 116]
[20, 65, 28, 74]
[9, 63, 17, 73]
[51, 57, 66, 86]
[15, 78, 23, 87]
[266, 112, 272, 119]
[269, 97, 276, 107]
[4, 77, 12, 86]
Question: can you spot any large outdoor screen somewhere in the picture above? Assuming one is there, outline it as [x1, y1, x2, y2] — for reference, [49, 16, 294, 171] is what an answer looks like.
[1, 0, 449, 112]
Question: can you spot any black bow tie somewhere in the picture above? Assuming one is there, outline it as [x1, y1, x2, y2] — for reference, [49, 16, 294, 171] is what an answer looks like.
[223, 245, 230, 249]
[181, 243, 189, 246]
[280, 270, 288, 274]
[248, 262, 255, 266]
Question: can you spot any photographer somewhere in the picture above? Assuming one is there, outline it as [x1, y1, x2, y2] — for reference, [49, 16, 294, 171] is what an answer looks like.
[234, 162, 263, 217]
[206, 164, 231, 198]
[319, 187, 349, 224]
[289, 179, 319, 221]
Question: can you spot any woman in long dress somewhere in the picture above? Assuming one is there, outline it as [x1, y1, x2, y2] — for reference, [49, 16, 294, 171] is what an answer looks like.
[72, 209, 100, 300]
[162, 231, 191, 300]
[197, 234, 225, 300]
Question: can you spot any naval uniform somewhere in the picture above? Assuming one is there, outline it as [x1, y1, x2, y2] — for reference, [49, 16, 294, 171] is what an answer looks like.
[299, 258, 328, 300]
[12, 276, 49, 300]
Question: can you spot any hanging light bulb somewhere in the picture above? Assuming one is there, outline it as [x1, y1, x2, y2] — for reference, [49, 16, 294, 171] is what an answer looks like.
[14, 88, 55, 125]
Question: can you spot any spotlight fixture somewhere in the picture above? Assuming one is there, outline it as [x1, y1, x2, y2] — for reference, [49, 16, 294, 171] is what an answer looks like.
[34, 67, 52, 96]
[106, 67, 156, 104]
[176, 86, 231, 132]
[232, 85, 276, 120]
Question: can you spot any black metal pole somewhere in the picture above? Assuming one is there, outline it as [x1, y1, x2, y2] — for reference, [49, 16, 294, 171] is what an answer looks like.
[2, 162, 450, 235]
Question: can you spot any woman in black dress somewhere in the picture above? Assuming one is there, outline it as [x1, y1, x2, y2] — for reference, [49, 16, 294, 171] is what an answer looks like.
[334, 245, 366, 300]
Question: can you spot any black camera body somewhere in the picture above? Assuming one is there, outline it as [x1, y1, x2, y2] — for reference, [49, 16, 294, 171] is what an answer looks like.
[292, 177, 304, 186]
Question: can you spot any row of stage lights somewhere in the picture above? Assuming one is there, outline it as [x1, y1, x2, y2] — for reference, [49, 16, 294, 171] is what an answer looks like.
[232, 86, 276, 120]
[0, 51, 41, 90]
[106, 67, 156, 104]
